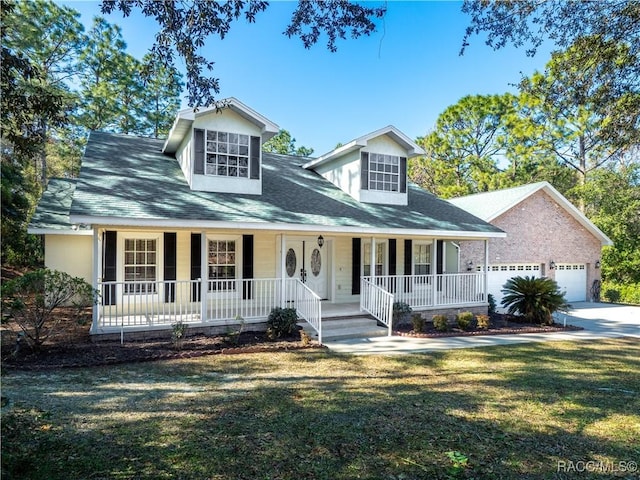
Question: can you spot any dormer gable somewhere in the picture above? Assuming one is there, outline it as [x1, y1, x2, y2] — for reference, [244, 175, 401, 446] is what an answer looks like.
[302, 126, 425, 206]
[162, 98, 279, 195]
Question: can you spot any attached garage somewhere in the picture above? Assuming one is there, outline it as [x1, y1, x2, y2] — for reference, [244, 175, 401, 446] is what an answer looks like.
[486, 264, 541, 311]
[451, 182, 613, 304]
[554, 264, 587, 302]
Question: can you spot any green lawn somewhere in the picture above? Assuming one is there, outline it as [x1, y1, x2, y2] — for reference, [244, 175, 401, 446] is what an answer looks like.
[2, 338, 639, 479]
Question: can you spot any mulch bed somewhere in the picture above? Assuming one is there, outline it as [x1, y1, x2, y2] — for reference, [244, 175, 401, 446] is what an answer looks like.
[394, 313, 582, 338]
[1, 311, 582, 371]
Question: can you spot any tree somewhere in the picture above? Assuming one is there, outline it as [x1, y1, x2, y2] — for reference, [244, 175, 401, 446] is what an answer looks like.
[1, 269, 96, 350]
[461, 0, 640, 149]
[77, 17, 129, 131]
[501, 276, 569, 325]
[2, 0, 84, 185]
[140, 53, 184, 139]
[263, 129, 314, 156]
[410, 94, 513, 198]
[514, 41, 638, 191]
[573, 154, 640, 285]
[101, 0, 386, 106]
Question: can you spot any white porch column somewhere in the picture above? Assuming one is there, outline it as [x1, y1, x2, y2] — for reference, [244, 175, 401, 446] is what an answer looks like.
[370, 237, 376, 279]
[91, 228, 100, 333]
[280, 234, 286, 307]
[432, 238, 438, 306]
[484, 239, 489, 302]
[200, 231, 207, 322]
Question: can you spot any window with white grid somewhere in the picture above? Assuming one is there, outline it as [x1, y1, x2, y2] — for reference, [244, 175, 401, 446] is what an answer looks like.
[369, 153, 400, 192]
[205, 130, 250, 177]
[124, 239, 157, 294]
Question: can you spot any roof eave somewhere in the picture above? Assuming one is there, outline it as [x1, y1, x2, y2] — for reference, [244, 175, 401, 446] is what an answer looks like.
[70, 214, 506, 239]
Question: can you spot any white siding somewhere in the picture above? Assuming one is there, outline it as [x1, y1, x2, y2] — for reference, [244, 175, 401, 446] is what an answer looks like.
[45, 235, 93, 284]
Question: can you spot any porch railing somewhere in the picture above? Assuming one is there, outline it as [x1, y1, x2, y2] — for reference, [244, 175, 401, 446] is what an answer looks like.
[360, 277, 394, 335]
[362, 272, 485, 310]
[286, 279, 322, 344]
[96, 278, 323, 342]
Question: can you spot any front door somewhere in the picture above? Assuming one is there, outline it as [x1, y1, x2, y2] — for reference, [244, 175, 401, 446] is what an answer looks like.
[285, 239, 328, 299]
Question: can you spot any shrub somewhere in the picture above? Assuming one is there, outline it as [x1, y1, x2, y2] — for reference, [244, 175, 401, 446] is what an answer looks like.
[1, 269, 96, 350]
[171, 321, 188, 350]
[476, 314, 490, 330]
[601, 282, 640, 305]
[501, 276, 568, 325]
[432, 314, 449, 332]
[456, 311, 474, 331]
[487, 294, 497, 315]
[266, 307, 298, 340]
[603, 287, 621, 303]
[410, 313, 425, 333]
[393, 301, 412, 326]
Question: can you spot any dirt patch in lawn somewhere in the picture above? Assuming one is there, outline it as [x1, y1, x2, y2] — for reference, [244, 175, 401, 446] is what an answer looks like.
[394, 313, 582, 339]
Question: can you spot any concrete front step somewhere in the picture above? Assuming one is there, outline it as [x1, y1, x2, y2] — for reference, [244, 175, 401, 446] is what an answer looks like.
[299, 317, 389, 342]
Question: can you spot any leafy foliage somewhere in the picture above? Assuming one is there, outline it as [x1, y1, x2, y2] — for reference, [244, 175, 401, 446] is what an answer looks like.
[1, 269, 96, 350]
[432, 314, 449, 332]
[461, 0, 640, 159]
[102, 0, 385, 107]
[500, 276, 569, 325]
[475, 314, 490, 330]
[262, 129, 314, 156]
[411, 94, 513, 198]
[410, 313, 425, 333]
[266, 307, 299, 340]
[455, 311, 474, 331]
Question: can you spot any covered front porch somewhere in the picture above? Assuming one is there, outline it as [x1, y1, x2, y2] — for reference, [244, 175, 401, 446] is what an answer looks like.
[94, 270, 488, 344]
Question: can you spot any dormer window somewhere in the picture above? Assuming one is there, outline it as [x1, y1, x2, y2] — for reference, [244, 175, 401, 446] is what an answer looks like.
[361, 151, 407, 194]
[194, 128, 261, 181]
[206, 130, 250, 177]
[369, 153, 400, 192]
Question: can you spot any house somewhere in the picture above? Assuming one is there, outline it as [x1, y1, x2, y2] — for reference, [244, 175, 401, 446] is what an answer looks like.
[29, 98, 505, 342]
[449, 182, 613, 308]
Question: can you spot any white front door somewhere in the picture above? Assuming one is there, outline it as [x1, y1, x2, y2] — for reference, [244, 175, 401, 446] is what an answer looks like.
[285, 239, 328, 299]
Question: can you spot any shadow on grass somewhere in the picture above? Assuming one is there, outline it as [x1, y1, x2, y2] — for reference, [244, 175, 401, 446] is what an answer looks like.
[2, 339, 639, 479]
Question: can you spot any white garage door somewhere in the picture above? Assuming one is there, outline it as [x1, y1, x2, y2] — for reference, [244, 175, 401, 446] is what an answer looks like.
[486, 264, 541, 311]
[555, 264, 587, 302]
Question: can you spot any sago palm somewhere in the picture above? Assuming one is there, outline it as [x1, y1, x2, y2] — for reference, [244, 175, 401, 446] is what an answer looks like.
[500, 276, 569, 325]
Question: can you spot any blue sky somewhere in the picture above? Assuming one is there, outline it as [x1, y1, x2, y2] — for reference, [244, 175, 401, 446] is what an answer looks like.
[64, 1, 554, 155]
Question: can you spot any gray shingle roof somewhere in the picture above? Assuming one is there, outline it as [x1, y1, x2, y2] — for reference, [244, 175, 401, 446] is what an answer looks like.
[57, 131, 503, 236]
[28, 178, 90, 233]
[448, 182, 549, 221]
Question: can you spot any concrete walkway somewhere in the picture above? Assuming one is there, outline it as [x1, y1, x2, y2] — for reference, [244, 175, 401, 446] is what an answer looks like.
[324, 302, 640, 355]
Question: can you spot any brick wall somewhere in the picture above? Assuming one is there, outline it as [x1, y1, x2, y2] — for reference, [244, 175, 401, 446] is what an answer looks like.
[459, 190, 602, 294]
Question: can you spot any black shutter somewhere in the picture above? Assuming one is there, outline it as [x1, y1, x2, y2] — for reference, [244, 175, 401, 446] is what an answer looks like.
[400, 157, 407, 193]
[404, 239, 412, 293]
[242, 235, 254, 300]
[437, 240, 444, 274]
[388, 239, 397, 293]
[360, 152, 369, 190]
[388, 239, 397, 275]
[191, 233, 202, 301]
[164, 233, 177, 303]
[352, 238, 361, 294]
[194, 128, 205, 174]
[250, 136, 260, 179]
[103, 231, 117, 305]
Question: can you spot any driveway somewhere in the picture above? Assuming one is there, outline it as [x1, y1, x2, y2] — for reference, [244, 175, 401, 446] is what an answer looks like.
[325, 302, 640, 355]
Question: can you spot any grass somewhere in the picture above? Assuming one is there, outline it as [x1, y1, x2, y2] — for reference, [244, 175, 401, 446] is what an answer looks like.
[2, 338, 639, 479]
